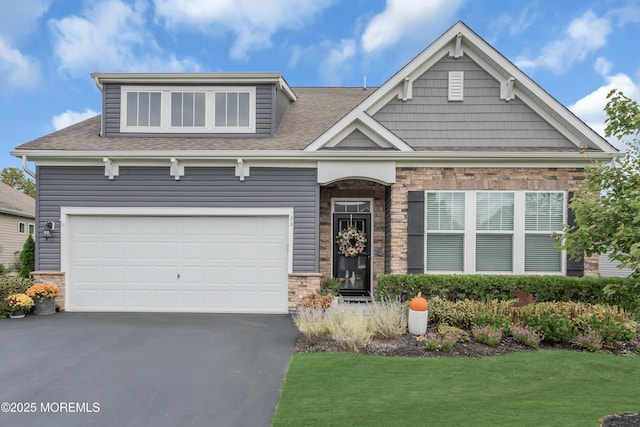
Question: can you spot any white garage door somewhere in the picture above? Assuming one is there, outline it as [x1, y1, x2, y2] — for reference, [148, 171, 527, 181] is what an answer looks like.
[67, 214, 290, 313]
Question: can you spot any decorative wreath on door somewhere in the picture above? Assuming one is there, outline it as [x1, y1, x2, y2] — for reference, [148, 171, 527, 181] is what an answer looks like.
[336, 226, 367, 257]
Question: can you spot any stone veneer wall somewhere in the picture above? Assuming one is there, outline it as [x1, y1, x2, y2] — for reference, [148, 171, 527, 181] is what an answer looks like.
[288, 273, 322, 310]
[387, 167, 596, 275]
[319, 180, 387, 296]
[31, 271, 66, 311]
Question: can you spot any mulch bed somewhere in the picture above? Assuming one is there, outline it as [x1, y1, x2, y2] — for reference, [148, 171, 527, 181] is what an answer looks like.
[295, 333, 640, 425]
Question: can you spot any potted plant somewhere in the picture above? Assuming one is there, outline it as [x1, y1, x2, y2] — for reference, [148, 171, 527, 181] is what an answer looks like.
[26, 283, 59, 315]
[3, 293, 35, 318]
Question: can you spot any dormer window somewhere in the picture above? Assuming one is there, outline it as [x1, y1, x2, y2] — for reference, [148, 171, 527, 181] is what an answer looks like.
[120, 86, 256, 133]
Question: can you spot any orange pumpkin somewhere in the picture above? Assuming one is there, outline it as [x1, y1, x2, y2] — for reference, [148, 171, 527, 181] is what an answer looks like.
[409, 292, 428, 311]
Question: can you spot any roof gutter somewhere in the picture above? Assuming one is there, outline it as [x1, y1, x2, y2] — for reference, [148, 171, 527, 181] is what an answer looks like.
[22, 155, 36, 178]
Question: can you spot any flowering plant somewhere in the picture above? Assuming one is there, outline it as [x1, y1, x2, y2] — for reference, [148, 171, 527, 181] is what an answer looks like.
[3, 293, 35, 311]
[26, 283, 59, 300]
[472, 325, 504, 347]
[511, 325, 544, 348]
[336, 226, 367, 257]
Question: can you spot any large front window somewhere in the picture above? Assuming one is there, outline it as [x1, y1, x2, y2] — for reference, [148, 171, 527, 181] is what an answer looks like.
[120, 86, 256, 133]
[425, 191, 565, 274]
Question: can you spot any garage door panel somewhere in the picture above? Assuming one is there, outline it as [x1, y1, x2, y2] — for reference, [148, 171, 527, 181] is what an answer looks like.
[68, 214, 289, 313]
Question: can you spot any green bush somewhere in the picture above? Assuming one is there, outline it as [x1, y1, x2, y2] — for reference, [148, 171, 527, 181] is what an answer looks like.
[584, 315, 636, 344]
[377, 274, 640, 315]
[474, 314, 512, 338]
[428, 297, 474, 329]
[20, 235, 35, 278]
[526, 313, 578, 344]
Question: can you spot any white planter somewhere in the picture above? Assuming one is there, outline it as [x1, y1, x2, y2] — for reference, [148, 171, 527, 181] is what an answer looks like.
[408, 309, 428, 335]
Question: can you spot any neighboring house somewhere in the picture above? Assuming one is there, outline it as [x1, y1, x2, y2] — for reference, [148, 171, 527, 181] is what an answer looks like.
[0, 182, 35, 271]
[599, 254, 633, 278]
[12, 22, 619, 313]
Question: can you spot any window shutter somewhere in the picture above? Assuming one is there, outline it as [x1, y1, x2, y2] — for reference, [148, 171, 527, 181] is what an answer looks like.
[407, 191, 425, 274]
[566, 191, 584, 277]
[448, 71, 464, 101]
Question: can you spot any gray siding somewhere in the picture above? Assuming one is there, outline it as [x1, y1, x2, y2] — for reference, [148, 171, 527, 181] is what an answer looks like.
[274, 87, 291, 134]
[374, 55, 574, 149]
[36, 166, 318, 273]
[333, 130, 381, 149]
[104, 83, 274, 138]
[599, 254, 633, 278]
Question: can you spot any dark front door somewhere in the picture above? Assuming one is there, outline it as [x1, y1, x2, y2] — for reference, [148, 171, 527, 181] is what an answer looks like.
[333, 214, 371, 296]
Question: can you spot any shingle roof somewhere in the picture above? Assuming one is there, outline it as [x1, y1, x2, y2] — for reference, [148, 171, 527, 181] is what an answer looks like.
[0, 182, 35, 218]
[16, 87, 373, 152]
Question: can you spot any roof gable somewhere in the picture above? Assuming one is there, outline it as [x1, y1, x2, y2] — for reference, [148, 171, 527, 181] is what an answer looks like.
[305, 21, 617, 154]
[0, 182, 35, 218]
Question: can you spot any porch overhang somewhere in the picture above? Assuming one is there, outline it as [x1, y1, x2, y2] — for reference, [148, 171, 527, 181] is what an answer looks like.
[317, 161, 396, 185]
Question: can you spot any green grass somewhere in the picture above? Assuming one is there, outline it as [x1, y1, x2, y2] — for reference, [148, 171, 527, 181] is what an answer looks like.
[273, 351, 640, 427]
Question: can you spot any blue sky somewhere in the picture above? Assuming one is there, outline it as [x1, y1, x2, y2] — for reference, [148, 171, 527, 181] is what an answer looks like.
[1, 0, 639, 171]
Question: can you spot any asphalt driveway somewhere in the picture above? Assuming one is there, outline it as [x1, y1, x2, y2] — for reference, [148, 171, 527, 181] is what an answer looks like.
[0, 312, 298, 427]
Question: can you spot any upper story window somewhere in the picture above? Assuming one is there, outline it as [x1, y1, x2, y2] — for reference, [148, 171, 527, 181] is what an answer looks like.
[120, 86, 256, 133]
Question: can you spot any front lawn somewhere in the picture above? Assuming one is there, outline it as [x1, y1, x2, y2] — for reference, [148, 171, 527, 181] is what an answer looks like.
[273, 351, 640, 427]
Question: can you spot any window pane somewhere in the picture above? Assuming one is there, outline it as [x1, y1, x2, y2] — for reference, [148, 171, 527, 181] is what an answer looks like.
[476, 234, 513, 272]
[526, 192, 564, 231]
[477, 192, 513, 231]
[183, 92, 194, 126]
[426, 234, 464, 271]
[139, 92, 150, 126]
[171, 92, 182, 126]
[238, 92, 250, 126]
[194, 93, 206, 126]
[149, 93, 161, 126]
[525, 234, 561, 272]
[28, 224, 35, 235]
[426, 192, 464, 231]
[227, 93, 238, 126]
[18, 223, 25, 233]
[126, 92, 138, 126]
[215, 93, 226, 126]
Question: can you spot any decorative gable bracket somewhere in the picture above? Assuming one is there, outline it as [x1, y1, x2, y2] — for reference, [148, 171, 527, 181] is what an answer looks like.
[235, 158, 250, 181]
[500, 76, 516, 101]
[449, 32, 464, 58]
[397, 77, 413, 102]
[103, 157, 119, 180]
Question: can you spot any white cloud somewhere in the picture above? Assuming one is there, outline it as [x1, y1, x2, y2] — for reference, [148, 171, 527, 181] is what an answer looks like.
[153, 0, 333, 60]
[52, 109, 99, 131]
[50, 0, 198, 76]
[0, 0, 50, 89]
[320, 39, 356, 85]
[0, 38, 40, 89]
[490, 5, 538, 37]
[516, 11, 612, 74]
[594, 57, 612, 76]
[569, 71, 640, 148]
[361, 0, 464, 53]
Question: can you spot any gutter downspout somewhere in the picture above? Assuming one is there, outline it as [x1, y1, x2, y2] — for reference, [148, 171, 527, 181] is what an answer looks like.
[22, 155, 36, 178]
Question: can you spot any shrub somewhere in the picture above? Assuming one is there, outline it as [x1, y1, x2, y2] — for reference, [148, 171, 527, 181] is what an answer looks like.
[574, 326, 603, 352]
[318, 277, 340, 296]
[472, 325, 503, 347]
[418, 330, 461, 352]
[583, 315, 636, 344]
[526, 313, 577, 344]
[428, 297, 474, 329]
[437, 325, 470, 342]
[511, 325, 545, 348]
[294, 309, 329, 338]
[298, 293, 333, 310]
[19, 235, 35, 278]
[368, 300, 407, 339]
[376, 274, 640, 315]
[325, 307, 373, 352]
[474, 314, 511, 338]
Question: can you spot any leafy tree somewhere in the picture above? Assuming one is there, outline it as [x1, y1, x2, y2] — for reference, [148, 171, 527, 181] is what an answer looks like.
[20, 235, 35, 279]
[559, 90, 640, 277]
[1, 167, 35, 197]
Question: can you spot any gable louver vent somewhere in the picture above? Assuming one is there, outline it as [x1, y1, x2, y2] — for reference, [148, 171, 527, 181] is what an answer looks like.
[448, 71, 464, 101]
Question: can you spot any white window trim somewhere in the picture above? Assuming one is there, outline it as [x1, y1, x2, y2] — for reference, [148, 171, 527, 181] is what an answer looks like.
[120, 86, 256, 134]
[425, 190, 566, 275]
